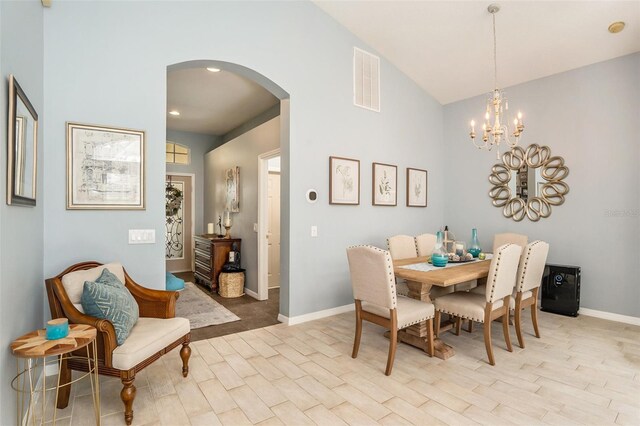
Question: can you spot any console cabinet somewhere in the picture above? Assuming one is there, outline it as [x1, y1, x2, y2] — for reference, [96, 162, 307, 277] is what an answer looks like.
[194, 235, 241, 291]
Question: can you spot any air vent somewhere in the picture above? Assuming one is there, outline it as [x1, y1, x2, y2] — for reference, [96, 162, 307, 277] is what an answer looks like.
[353, 47, 380, 112]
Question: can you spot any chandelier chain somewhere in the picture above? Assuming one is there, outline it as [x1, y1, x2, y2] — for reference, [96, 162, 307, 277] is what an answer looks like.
[492, 12, 498, 90]
[468, 4, 525, 158]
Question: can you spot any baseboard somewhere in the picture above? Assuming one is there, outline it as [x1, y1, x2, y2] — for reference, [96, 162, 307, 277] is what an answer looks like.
[278, 303, 355, 326]
[579, 308, 640, 326]
[244, 288, 259, 300]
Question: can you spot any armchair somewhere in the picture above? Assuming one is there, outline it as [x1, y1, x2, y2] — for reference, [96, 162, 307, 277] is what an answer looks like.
[45, 261, 191, 425]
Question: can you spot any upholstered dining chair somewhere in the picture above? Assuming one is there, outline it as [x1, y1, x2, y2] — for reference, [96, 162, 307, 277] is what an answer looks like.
[511, 240, 549, 348]
[469, 232, 529, 298]
[434, 244, 521, 365]
[493, 232, 528, 254]
[46, 262, 191, 425]
[415, 233, 437, 257]
[387, 235, 418, 297]
[387, 235, 418, 259]
[347, 245, 435, 375]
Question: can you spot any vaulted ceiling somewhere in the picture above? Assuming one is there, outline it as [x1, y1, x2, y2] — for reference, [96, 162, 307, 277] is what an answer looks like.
[315, 1, 640, 104]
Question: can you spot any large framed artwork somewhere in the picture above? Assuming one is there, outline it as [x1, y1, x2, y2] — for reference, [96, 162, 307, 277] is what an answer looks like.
[7, 75, 38, 207]
[329, 156, 360, 205]
[66, 122, 145, 210]
[406, 167, 428, 207]
[372, 162, 397, 206]
[225, 166, 240, 212]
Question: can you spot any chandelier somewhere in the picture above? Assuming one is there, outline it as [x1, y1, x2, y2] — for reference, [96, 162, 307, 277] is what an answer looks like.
[469, 4, 524, 159]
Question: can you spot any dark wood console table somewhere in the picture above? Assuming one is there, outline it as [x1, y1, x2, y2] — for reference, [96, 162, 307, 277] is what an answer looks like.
[194, 235, 241, 291]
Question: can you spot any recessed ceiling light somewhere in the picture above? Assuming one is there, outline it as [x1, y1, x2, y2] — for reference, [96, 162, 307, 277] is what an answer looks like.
[168, 110, 180, 116]
[206, 67, 221, 73]
[608, 21, 625, 33]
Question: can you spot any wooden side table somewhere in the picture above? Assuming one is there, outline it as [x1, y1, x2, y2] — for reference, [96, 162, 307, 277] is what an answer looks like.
[10, 324, 100, 425]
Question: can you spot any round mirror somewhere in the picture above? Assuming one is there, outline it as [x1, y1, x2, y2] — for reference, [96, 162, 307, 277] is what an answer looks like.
[489, 144, 569, 222]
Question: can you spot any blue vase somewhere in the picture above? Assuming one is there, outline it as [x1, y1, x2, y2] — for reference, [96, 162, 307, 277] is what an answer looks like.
[468, 228, 482, 258]
[431, 231, 449, 267]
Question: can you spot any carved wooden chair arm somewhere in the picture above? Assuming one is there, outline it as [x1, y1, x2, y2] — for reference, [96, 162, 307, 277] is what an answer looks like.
[124, 274, 179, 319]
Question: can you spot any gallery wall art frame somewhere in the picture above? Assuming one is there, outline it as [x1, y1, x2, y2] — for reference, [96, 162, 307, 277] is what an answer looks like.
[66, 122, 145, 210]
[7, 75, 38, 207]
[225, 166, 240, 212]
[406, 167, 428, 207]
[372, 162, 397, 206]
[329, 156, 360, 205]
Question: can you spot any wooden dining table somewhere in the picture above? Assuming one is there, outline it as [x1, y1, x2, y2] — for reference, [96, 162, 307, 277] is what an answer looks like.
[392, 256, 492, 359]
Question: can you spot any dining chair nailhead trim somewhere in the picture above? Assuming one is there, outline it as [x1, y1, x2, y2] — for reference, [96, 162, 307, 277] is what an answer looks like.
[399, 315, 434, 329]
[436, 307, 484, 323]
[516, 240, 542, 292]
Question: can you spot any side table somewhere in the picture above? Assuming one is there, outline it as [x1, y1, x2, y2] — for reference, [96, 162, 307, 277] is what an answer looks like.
[10, 324, 100, 425]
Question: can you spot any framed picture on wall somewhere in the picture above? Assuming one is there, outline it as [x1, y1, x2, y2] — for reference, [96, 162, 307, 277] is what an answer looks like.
[372, 162, 397, 206]
[225, 166, 240, 212]
[329, 156, 360, 205]
[66, 122, 145, 210]
[406, 167, 427, 207]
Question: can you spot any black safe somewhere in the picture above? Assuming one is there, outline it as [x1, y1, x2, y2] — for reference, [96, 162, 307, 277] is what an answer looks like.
[541, 264, 581, 317]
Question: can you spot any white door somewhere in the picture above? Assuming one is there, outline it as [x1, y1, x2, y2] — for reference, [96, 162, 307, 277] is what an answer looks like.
[166, 175, 193, 273]
[267, 172, 281, 288]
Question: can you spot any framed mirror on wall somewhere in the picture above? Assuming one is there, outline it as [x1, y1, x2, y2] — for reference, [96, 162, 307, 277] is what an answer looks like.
[489, 144, 569, 222]
[7, 75, 38, 207]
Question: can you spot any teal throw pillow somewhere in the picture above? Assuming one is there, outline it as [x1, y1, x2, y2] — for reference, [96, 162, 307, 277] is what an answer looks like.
[81, 269, 139, 345]
[95, 268, 125, 289]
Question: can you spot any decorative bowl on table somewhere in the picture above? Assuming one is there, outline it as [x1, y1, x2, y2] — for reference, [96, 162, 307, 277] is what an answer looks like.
[432, 254, 449, 267]
[447, 252, 475, 263]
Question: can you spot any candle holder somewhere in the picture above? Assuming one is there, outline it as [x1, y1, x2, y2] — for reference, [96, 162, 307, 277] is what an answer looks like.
[223, 211, 232, 238]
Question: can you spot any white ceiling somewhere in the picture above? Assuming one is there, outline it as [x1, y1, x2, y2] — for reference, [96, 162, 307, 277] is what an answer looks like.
[167, 68, 278, 135]
[315, 1, 640, 104]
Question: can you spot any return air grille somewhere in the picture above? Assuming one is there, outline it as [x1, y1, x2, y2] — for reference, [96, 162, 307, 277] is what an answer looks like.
[353, 47, 380, 112]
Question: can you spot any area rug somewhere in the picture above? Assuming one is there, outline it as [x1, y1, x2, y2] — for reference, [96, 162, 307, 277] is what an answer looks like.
[176, 282, 240, 329]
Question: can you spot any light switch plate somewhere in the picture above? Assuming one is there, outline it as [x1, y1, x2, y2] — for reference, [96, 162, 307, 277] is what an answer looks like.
[129, 229, 156, 244]
[311, 226, 318, 237]
[253, 223, 258, 232]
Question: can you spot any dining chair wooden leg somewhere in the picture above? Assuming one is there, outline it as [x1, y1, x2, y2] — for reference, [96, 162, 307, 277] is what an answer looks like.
[514, 306, 524, 348]
[352, 300, 363, 359]
[385, 310, 398, 376]
[531, 288, 541, 338]
[434, 310, 441, 338]
[426, 318, 434, 357]
[502, 297, 513, 352]
[483, 305, 495, 366]
[455, 317, 462, 336]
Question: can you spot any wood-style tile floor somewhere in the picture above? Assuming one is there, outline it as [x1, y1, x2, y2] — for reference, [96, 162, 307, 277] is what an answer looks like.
[43, 309, 639, 425]
[173, 271, 281, 341]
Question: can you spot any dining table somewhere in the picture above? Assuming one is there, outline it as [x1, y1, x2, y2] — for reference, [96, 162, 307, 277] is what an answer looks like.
[392, 256, 492, 359]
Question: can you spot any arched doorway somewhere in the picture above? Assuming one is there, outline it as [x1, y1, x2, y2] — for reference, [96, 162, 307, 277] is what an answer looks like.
[166, 60, 291, 329]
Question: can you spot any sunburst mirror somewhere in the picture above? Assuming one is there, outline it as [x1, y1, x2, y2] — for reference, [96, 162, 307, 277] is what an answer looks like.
[489, 144, 569, 222]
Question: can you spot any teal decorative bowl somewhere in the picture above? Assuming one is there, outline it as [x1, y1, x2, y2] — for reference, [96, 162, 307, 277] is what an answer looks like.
[46, 319, 69, 340]
[432, 254, 449, 268]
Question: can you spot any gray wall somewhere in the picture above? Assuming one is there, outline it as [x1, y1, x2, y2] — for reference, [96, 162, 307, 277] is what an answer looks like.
[166, 129, 220, 235]
[41, 1, 445, 314]
[0, 0, 44, 423]
[204, 117, 281, 294]
[444, 53, 640, 317]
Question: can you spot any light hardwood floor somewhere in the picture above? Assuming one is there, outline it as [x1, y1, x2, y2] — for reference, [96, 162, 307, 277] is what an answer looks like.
[39, 309, 639, 425]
